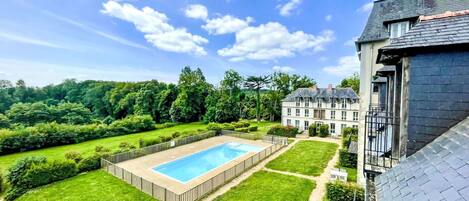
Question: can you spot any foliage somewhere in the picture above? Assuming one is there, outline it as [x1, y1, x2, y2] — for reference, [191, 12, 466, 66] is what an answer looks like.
[339, 149, 357, 168]
[326, 181, 364, 201]
[338, 73, 360, 93]
[214, 171, 315, 201]
[308, 124, 318, 136]
[207, 122, 223, 134]
[235, 128, 249, 133]
[267, 125, 298, 138]
[266, 141, 338, 176]
[77, 155, 101, 172]
[64, 151, 83, 163]
[0, 114, 10, 129]
[21, 160, 78, 189]
[244, 75, 271, 122]
[319, 124, 330, 137]
[0, 115, 155, 154]
[342, 127, 358, 147]
[248, 126, 258, 132]
[118, 142, 136, 152]
[6, 156, 47, 188]
[15, 170, 155, 201]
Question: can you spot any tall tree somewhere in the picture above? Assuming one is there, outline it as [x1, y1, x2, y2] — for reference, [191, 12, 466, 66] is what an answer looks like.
[244, 75, 270, 122]
[339, 73, 360, 93]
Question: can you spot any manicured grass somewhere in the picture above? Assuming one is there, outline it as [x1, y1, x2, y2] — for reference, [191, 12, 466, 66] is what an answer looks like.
[214, 171, 315, 201]
[0, 122, 207, 171]
[248, 121, 279, 135]
[337, 166, 357, 182]
[16, 170, 155, 201]
[266, 141, 339, 176]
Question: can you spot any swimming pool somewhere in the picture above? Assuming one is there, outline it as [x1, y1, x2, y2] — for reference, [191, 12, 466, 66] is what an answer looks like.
[153, 142, 262, 183]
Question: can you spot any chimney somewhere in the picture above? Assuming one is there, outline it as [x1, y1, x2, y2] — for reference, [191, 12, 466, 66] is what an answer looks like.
[328, 84, 333, 91]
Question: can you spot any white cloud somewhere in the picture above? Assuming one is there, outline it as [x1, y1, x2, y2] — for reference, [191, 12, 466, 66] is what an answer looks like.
[272, 66, 295, 73]
[101, 1, 208, 55]
[218, 22, 334, 61]
[344, 36, 359, 46]
[323, 55, 360, 76]
[277, 0, 303, 17]
[184, 4, 208, 20]
[357, 2, 373, 13]
[42, 10, 150, 50]
[0, 31, 68, 49]
[325, 14, 332, 22]
[203, 15, 253, 35]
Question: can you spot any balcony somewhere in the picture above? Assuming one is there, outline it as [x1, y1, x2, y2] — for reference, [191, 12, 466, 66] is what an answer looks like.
[364, 109, 400, 173]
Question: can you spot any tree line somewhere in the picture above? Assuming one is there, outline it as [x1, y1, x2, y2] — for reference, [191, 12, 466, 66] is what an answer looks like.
[0, 66, 358, 128]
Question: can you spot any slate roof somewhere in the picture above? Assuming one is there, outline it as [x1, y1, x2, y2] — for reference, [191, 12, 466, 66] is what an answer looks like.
[375, 116, 469, 201]
[282, 88, 359, 102]
[357, 0, 469, 44]
[381, 13, 469, 51]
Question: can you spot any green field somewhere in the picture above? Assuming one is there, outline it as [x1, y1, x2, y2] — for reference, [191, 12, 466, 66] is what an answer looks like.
[266, 140, 338, 176]
[214, 171, 315, 201]
[16, 170, 155, 201]
[0, 121, 279, 171]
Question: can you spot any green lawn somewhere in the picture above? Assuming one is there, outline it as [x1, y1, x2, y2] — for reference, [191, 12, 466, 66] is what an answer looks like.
[248, 121, 279, 135]
[0, 122, 207, 171]
[266, 141, 339, 176]
[214, 171, 315, 201]
[16, 170, 155, 201]
[335, 166, 357, 182]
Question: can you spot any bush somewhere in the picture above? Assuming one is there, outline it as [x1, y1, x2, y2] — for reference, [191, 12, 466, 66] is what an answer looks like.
[77, 155, 101, 172]
[319, 124, 330, 137]
[326, 182, 364, 201]
[235, 128, 249, 133]
[139, 137, 162, 148]
[95, 145, 111, 153]
[308, 125, 317, 136]
[155, 122, 178, 129]
[342, 127, 358, 147]
[64, 151, 83, 163]
[0, 114, 10, 129]
[222, 123, 235, 130]
[171, 132, 181, 138]
[339, 149, 357, 168]
[118, 142, 136, 152]
[248, 126, 258, 132]
[21, 160, 78, 188]
[6, 156, 47, 188]
[267, 125, 298, 138]
[0, 115, 156, 155]
[4, 187, 27, 201]
[207, 123, 222, 134]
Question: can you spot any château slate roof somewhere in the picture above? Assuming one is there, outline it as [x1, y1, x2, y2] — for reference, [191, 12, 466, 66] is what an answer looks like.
[381, 12, 469, 51]
[357, 0, 469, 44]
[282, 88, 359, 102]
[375, 116, 469, 201]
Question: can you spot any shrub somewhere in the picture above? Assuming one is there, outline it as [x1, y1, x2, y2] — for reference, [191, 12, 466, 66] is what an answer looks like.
[95, 145, 111, 153]
[21, 160, 78, 188]
[4, 187, 27, 201]
[155, 122, 178, 129]
[139, 138, 162, 148]
[248, 126, 258, 132]
[319, 124, 330, 137]
[64, 151, 83, 163]
[207, 123, 222, 134]
[308, 125, 318, 136]
[118, 142, 136, 152]
[0, 114, 10, 129]
[77, 155, 101, 172]
[222, 123, 235, 130]
[339, 149, 358, 168]
[267, 125, 298, 138]
[342, 127, 358, 147]
[235, 128, 249, 133]
[6, 156, 47, 188]
[171, 132, 181, 138]
[326, 182, 364, 201]
[0, 115, 156, 155]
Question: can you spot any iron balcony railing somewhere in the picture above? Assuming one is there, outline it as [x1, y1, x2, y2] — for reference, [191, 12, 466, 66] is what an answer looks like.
[364, 110, 400, 172]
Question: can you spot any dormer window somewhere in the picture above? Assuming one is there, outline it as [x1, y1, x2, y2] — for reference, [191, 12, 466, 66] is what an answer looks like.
[389, 21, 410, 38]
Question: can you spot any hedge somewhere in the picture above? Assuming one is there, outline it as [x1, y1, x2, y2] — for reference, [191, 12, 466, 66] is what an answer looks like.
[5, 157, 78, 201]
[267, 125, 298, 138]
[207, 120, 251, 134]
[0, 115, 155, 155]
[319, 124, 330, 137]
[326, 182, 364, 201]
[77, 155, 101, 172]
[235, 128, 249, 133]
[339, 149, 357, 168]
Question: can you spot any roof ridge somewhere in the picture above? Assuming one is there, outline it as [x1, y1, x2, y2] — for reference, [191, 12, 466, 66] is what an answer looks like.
[419, 10, 469, 21]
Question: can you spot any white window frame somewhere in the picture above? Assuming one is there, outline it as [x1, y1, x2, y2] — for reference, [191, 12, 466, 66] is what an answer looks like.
[287, 119, 291, 126]
[296, 109, 300, 117]
[295, 120, 300, 128]
[317, 99, 322, 108]
[389, 21, 410, 38]
[287, 108, 291, 116]
[330, 123, 335, 134]
[331, 111, 335, 120]
[353, 112, 359, 121]
[331, 99, 336, 108]
[305, 109, 309, 117]
[352, 125, 358, 129]
[304, 121, 309, 130]
[305, 99, 309, 107]
[341, 124, 347, 129]
[342, 111, 347, 120]
[296, 99, 301, 107]
[341, 99, 347, 109]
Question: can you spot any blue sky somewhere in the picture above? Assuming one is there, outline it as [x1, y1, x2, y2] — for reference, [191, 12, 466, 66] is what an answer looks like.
[0, 0, 373, 87]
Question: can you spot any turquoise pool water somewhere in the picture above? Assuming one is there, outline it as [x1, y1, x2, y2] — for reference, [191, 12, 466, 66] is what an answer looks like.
[153, 142, 262, 183]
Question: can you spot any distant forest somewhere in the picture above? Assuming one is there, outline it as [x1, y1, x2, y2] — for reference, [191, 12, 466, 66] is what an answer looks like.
[0, 67, 359, 128]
